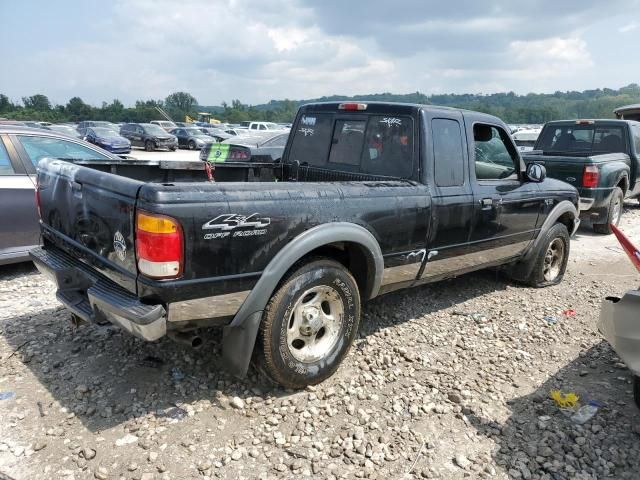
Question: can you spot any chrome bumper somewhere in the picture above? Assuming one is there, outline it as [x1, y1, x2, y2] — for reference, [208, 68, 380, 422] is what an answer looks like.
[599, 290, 640, 376]
[579, 197, 595, 211]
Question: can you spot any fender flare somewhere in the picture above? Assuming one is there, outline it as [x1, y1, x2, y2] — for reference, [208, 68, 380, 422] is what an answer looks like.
[523, 200, 579, 262]
[222, 222, 384, 377]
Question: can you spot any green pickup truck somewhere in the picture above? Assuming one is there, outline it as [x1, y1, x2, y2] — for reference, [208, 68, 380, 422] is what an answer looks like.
[524, 119, 640, 234]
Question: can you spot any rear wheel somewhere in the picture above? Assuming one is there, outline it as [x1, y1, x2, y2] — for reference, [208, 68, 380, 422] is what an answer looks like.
[593, 187, 623, 234]
[144, 140, 154, 152]
[523, 223, 570, 288]
[634, 376, 640, 410]
[257, 259, 360, 389]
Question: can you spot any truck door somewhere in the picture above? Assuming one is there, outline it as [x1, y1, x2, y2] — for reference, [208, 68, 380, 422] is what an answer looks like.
[419, 111, 475, 280]
[467, 121, 541, 263]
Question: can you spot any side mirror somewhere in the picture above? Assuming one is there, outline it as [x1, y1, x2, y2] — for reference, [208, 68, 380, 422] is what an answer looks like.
[526, 162, 546, 183]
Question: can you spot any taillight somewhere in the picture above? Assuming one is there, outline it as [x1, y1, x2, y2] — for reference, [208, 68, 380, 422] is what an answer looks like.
[136, 211, 183, 279]
[582, 165, 600, 188]
[229, 148, 250, 160]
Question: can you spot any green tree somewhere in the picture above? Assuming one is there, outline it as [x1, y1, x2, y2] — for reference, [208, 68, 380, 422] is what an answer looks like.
[0, 94, 13, 113]
[165, 92, 197, 114]
[22, 94, 51, 111]
[65, 97, 93, 121]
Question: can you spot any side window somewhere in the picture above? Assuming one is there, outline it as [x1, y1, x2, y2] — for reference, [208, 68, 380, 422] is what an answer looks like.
[288, 113, 334, 166]
[259, 124, 266, 130]
[0, 140, 15, 175]
[328, 120, 366, 166]
[17, 135, 111, 167]
[432, 118, 464, 187]
[473, 124, 519, 181]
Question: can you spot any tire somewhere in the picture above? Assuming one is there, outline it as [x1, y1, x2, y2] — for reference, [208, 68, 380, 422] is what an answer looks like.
[593, 187, 623, 235]
[144, 140, 154, 152]
[634, 375, 640, 411]
[188, 140, 196, 150]
[170, 147, 177, 152]
[257, 259, 361, 389]
[523, 223, 570, 288]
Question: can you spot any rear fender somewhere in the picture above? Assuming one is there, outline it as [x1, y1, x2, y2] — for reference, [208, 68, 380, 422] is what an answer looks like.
[221, 222, 384, 377]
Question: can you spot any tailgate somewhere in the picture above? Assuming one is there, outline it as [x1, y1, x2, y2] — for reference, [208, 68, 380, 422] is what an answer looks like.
[532, 155, 587, 189]
[37, 158, 142, 293]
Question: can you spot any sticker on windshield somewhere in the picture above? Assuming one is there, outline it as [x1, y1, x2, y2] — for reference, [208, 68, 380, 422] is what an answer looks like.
[301, 115, 316, 126]
[206, 143, 230, 163]
[298, 128, 314, 137]
[379, 117, 402, 127]
[202, 213, 270, 240]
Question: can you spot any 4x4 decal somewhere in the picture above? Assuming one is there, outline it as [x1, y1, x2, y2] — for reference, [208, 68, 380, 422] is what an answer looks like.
[202, 213, 271, 239]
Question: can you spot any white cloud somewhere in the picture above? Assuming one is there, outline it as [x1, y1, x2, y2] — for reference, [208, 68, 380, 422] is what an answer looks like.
[619, 21, 639, 32]
[509, 37, 594, 73]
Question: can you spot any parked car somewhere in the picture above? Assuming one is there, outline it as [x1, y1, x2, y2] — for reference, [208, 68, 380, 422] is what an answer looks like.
[120, 123, 178, 151]
[22, 121, 51, 128]
[198, 127, 232, 142]
[77, 121, 120, 136]
[150, 120, 177, 131]
[0, 125, 121, 265]
[83, 127, 132, 154]
[200, 132, 288, 164]
[512, 128, 541, 152]
[599, 224, 640, 409]
[169, 127, 215, 150]
[174, 122, 190, 127]
[524, 119, 640, 233]
[31, 101, 579, 388]
[43, 124, 83, 138]
[238, 121, 286, 131]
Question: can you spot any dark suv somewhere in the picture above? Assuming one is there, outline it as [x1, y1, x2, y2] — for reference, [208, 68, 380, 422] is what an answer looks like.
[120, 123, 178, 152]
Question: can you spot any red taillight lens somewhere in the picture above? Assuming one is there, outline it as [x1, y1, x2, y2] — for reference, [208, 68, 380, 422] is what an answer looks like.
[229, 148, 250, 160]
[135, 211, 183, 279]
[582, 165, 600, 188]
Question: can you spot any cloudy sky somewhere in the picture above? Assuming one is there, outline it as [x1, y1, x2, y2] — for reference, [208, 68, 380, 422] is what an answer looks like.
[1, 0, 639, 107]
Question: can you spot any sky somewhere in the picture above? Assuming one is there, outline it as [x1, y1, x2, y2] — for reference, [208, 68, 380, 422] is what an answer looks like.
[1, 0, 639, 107]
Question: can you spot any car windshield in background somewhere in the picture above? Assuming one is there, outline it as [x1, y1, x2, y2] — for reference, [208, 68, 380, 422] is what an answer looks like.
[185, 128, 206, 136]
[49, 125, 77, 135]
[288, 113, 414, 178]
[537, 124, 626, 154]
[145, 125, 168, 136]
[92, 127, 116, 137]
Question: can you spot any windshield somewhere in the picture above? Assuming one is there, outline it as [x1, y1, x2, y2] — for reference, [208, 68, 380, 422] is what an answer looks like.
[144, 125, 169, 136]
[51, 125, 77, 134]
[536, 124, 627, 154]
[92, 127, 118, 137]
[185, 128, 206, 136]
[264, 123, 279, 130]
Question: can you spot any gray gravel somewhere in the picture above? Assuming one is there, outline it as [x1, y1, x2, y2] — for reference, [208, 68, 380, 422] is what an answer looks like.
[1, 204, 639, 479]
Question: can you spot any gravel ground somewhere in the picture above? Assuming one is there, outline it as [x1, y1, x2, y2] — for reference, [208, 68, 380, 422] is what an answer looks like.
[1, 205, 640, 480]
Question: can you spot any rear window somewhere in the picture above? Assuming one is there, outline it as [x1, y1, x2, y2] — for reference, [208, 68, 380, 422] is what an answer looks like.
[536, 124, 627, 154]
[288, 113, 414, 178]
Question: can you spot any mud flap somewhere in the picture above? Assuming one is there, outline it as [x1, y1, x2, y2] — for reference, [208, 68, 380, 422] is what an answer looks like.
[222, 311, 263, 377]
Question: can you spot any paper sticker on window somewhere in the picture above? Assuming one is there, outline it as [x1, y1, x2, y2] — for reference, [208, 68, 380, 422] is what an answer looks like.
[301, 116, 316, 126]
[299, 128, 314, 137]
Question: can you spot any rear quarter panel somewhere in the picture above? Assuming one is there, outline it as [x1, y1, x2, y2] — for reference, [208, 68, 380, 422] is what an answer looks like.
[136, 181, 430, 303]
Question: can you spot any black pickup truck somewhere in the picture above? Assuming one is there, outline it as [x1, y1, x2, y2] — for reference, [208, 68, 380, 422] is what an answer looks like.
[524, 119, 640, 233]
[31, 102, 579, 388]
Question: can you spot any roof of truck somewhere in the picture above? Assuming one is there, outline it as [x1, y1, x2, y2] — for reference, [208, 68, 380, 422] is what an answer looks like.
[299, 101, 505, 125]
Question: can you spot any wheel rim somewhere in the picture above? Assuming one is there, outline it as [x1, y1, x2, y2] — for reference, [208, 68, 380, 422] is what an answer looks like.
[146, 141, 153, 151]
[189, 141, 195, 150]
[612, 196, 622, 225]
[543, 238, 565, 282]
[286, 286, 344, 363]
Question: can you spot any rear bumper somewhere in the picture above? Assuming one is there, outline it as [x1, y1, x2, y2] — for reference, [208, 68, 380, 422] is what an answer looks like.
[599, 291, 640, 376]
[30, 246, 166, 341]
[578, 188, 614, 221]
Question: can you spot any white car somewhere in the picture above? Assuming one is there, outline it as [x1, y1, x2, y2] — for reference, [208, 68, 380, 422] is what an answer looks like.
[239, 121, 287, 131]
[513, 128, 541, 152]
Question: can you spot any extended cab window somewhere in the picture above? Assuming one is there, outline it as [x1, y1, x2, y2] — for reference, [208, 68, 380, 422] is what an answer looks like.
[432, 118, 464, 187]
[17, 135, 111, 167]
[289, 113, 414, 178]
[473, 124, 518, 181]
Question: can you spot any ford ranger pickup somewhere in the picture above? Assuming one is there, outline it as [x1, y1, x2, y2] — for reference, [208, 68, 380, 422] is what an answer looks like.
[31, 102, 579, 388]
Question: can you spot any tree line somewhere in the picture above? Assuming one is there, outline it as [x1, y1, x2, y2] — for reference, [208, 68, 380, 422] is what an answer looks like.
[1, 84, 639, 125]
